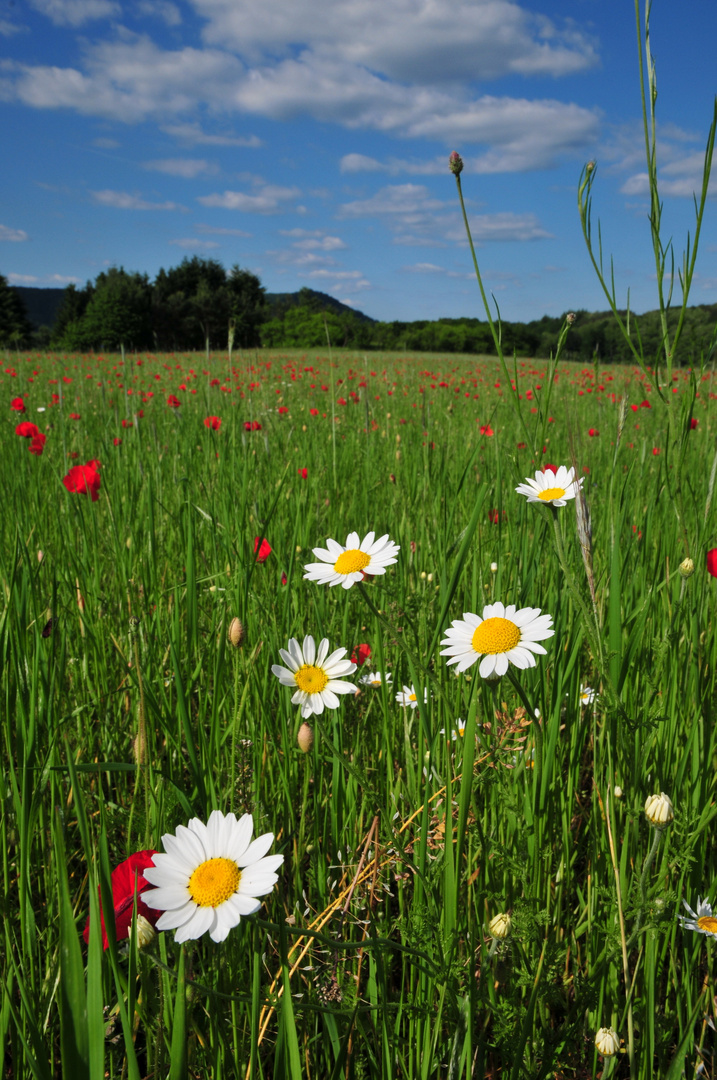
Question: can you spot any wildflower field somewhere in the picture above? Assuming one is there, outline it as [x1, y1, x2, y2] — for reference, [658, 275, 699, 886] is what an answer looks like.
[3, 338, 717, 1079]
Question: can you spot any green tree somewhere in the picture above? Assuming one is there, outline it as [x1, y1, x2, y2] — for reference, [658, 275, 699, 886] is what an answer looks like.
[0, 276, 33, 347]
[80, 267, 153, 350]
[228, 265, 266, 347]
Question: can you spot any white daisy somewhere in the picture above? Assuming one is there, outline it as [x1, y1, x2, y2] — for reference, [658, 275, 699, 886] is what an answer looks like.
[580, 684, 597, 705]
[271, 635, 357, 718]
[440, 719, 467, 741]
[515, 465, 583, 507]
[678, 897, 717, 938]
[440, 602, 554, 680]
[143, 810, 283, 944]
[359, 670, 392, 687]
[303, 531, 400, 589]
[395, 685, 428, 709]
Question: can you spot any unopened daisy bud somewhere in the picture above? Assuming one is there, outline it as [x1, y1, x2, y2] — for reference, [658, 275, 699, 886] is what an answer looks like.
[448, 151, 463, 176]
[679, 557, 695, 578]
[614, 785, 623, 799]
[644, 792, 674, 827]
[228, 617, 244, 648]
[297, 722, 314, 753]
[594, 1027, 620, 1057]
[490, 562, 498, 573]
[566, 312, 576, 325]
[489, 912, 511, 939]
[135, 914, 157, 948]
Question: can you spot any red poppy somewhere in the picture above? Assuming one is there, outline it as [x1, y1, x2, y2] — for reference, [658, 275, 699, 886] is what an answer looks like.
[204, 416, 221, 431]
[298, 468, 308, 479]
[10, 397, 25, 412]
[310, 408, 319, 417]
[82, 850, 160, 950]
[69, 413, 81, 420]
[543, 463, 557, 474]
[121, 419, 133, 428]
[588, 428, 599, 437]
[254, 536, 272, 562]
[167, 394, 181, 408]
[488, 508, 506, 524]
[281, 571, 288, 585]
[708, 549, 717, 578]
[63, 462, 101, 501]
[278, 406, 289, 414]
[690, 418, 699, 430]
[29, 433, 46, 456]
[16, 421, 40, 439]
[351, 643, 371, 666]
[244, 421, 262, 431]
[652, 447, 660, 456]
[113, 437, 122, 446]
[478, 424, 494, 436]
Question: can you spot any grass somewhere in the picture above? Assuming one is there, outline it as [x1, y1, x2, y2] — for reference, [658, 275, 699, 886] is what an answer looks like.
[2, 344, 717, 1077]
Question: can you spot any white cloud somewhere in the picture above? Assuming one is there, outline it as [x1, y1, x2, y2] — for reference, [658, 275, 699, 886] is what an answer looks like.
[307, 268, 371, 292]
[8, 272, 79, 283]
[340, 153, 444, 176]
[195, 223, 252, 236]
[0, 19, 26, 35]
[340, 184, 445, 217]
[620, 150, 717, 199]
[92, 136, 120, 149]
[169, 237, 221, 249]
[162, 122, 262, 147]
[143, 157, 218, 178]
[194, 0, 597, 83]
[198, 183, 301, 213]
[136, 0, 181, 26]
[91, 189, 187, 210]
[28, 0, 120, 26]
[0, 224, 29, 241]
[279, 229, 346, 251]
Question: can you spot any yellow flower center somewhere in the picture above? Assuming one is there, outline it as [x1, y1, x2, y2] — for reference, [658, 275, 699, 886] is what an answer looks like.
[698, 916, 717, 934]
[295, 664, 329, 694]
[537, 486, 566, 502]
[471, 617, 521, 655]
[188, 857, 240, 908]
[334, 548, 371, 575]
[370, 679, 381, 686]
[409, 693, 417, 702]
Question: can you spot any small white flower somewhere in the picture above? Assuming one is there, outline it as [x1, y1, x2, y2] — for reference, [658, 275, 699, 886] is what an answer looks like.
[143, 810, 283, 944]
[272, 635, 357, 718]
[396, 685, 428, 709]
[440, 719, 466, 741]
[580, 684, 596, 705]
[679, 897, 717, 938]
[594, 1027, 620, 1057]
[644, 792, 674, 827]
[440, 601, 554, 680]
[359, 670, 392, 687]
[303, 531, 400, 589]
[515, 465, 583, 507]
[488, 912, 511, 939]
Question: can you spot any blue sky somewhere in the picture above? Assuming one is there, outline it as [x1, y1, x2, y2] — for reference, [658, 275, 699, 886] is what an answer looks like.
[2, 0, 716, 322]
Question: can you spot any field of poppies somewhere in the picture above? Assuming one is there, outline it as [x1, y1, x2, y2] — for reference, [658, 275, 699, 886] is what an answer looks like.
[2, 338, 717, 1079]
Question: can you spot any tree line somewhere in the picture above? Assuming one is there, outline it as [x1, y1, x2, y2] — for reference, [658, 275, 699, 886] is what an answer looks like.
[2, 257, 717, 363]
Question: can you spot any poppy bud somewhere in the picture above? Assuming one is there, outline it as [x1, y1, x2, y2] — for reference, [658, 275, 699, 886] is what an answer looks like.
[297, 722, 314, 753]
[228, 617, 245, 648]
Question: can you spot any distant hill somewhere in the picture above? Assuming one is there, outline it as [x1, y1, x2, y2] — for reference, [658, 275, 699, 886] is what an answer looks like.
[13, 286, 66, 331]
[13, 284, 375, 331]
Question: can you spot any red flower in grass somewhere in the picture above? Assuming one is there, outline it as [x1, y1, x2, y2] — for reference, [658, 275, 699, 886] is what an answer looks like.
[278, 406, 289, 415]
[543, 463, 557, 474]
[29, 433, 46, 456]
[11, 397, 25, 412]
[83, 850, 160, 950]
[167, 394, 181, 408]
[351, 643, 371, 667]
[63, 462, 101, 502]
[16, 421, 40, 439]
[121, 419, 133, 428]
[298, 468, 308, 479]
[254, 536, 272, 562]
[478, 424, 494, 436]
[204, 416, 221, 431]
[488, 508, 506, 525]
[708, 549, 717, 578]
[244, 420, 262, 431]
[69, 413, 81, 420]
[310, 408, 319, 417]
[113, 437, 122, 446]
[690, 417, 699, 430]
[281, 571, 288, 586]
[588, 428, 599, 437]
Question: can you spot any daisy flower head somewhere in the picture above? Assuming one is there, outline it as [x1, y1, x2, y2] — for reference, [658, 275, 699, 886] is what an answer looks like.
[271, 635, 357, 718]
[142, 810, 283, 944]
[679, 897, 717, 939]
[440, 719, 466, 741]
[515, 465, 583, 507]
[396, 684, 428, 709]
[580, 684, 597, 706]
[360, 670, 392, 687]
[440, 602, 554, 680]
[303, 530, 400, 589]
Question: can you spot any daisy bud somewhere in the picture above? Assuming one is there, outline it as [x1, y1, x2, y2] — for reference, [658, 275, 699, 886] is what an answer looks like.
[490, 562, 498, 573]
[135, 914, 157, 949]
[644, 792, 674, 827]
[228, 617, 245, 648]
[297, 722, 314, 753]
[614, 785, 623, 798]
[448, 151, 464, 176]
[489, 912, 511, 939]
[594, 1027, 620, 1057]
[679, 557, 695, 578]
[566, 312, 576, 324]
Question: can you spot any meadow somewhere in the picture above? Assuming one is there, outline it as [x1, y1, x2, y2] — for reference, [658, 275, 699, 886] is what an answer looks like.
[2, 340, 717, 1079]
